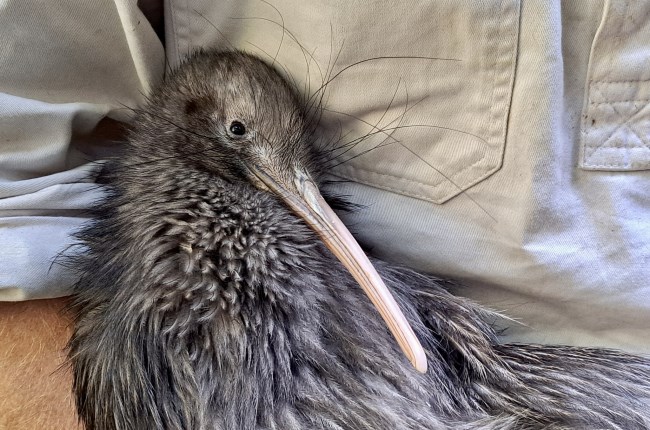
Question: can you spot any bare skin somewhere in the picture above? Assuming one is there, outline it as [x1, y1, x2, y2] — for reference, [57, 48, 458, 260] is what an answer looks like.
[0, 298, 80, 430]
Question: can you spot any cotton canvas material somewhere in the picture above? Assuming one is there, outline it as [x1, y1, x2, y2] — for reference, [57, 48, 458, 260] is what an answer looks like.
[0, 0, 164, 299]
[1, 0, 648, 354]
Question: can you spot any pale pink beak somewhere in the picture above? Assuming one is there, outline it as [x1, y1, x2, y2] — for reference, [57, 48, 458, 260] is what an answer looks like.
[249, 164, 427, 373]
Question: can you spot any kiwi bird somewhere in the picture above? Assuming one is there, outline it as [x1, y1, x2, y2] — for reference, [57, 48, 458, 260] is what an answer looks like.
[68, 50, 650, 430]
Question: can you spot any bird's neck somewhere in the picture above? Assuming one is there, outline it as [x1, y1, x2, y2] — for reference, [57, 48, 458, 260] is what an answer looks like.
[113, 161, 326, 317]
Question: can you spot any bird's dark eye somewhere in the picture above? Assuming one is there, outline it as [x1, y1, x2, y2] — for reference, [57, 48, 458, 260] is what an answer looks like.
[229, 121, 246, 136]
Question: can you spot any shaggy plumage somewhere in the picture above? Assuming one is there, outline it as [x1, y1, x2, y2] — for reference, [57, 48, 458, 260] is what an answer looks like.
[68, 50, 650, 430]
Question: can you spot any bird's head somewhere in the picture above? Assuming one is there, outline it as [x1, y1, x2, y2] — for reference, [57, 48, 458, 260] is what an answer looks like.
[132, 50, 426, 373]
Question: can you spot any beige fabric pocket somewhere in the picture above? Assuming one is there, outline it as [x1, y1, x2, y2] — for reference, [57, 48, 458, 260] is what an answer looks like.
[167, 0, 521, 203]
[325, 1, 521, 204]
[580, 0, 650, 171]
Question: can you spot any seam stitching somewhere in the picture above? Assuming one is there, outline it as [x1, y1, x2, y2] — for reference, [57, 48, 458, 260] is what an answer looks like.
[590, 100, 650, 105]
[588, 102, 649, 154]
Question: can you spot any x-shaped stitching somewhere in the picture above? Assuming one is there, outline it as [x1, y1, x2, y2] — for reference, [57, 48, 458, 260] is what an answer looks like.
[587, 83, 650, 155]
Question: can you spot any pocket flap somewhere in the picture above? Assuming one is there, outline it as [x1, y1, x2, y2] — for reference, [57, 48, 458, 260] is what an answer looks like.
[580, 0, 650, 171]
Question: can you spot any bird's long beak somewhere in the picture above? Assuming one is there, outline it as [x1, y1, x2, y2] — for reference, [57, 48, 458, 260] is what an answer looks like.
[249, 164, 427, 373]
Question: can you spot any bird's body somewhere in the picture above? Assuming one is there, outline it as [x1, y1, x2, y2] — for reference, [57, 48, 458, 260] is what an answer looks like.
[68, 50, 650, 430]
